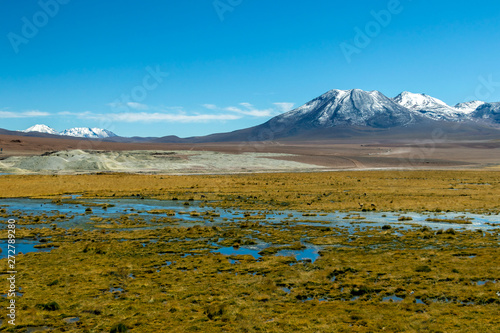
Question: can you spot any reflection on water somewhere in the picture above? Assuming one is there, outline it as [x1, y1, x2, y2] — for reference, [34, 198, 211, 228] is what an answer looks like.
[382, 295, 404, 302]
[0, 240, 52, 259]
[211, 246, 262, 259]
[281, 287, 291, 294]
[476, 280, 497, 286]
[275, 247, 320, 263]
[63, 317, 80, 324]
[0, 198, 497, 232]
[1, 197, 499, 258]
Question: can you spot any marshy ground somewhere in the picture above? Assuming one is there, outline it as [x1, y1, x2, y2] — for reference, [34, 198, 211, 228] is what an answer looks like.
[0, 170, 499, 332]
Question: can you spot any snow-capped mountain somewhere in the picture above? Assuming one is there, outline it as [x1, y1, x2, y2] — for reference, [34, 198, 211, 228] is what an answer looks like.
[454, 101, 486, 113]
[22, 125, 116, 139]
[393, 92, 467, 121]
[19, 89, 499, 143]
[60, 127, 116, 139]
[394, 91, 450, 111]
[278, 89, 417, 129]
[471, 103, 500, 124]
[393, 92, 491, 121]
[22, 124, 59, 135]
[218, 88, 500, 141]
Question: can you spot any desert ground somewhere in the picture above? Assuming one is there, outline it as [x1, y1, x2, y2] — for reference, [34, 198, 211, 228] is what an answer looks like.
[0, 134, 499, 174]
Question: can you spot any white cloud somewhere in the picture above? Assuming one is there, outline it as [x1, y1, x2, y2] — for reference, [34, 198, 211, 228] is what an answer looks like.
[225, 107, 274, 117]
[62, 111, 241, 123]
[107, 102, 149, 110]
[273, 102, 295, 113]
[126, 102, 149, 110]
[239, 102, 254, 109]
[223, 103, 275, 117]
[0, 110, 50, 118]
[58, 111, 93, 118]
[109, 112, 241, 123]
[202, 104, 217, 110]
[203, 101, 295, 117]
[49, 100, 297, 125]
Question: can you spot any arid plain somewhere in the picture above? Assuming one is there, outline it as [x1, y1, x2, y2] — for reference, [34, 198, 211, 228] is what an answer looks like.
[0, 133, 499, 173]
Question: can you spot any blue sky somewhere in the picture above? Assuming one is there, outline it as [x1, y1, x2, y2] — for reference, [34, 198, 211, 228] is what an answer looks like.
[1, 0, 500, 137]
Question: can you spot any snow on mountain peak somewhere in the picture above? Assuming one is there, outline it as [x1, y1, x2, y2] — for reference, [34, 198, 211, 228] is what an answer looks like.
[279, 88, 415, 128]
[454, 101, 485, 113]
[393, 91, 471, 121]
[273, 88, 498, 131]
[90, 128, 117, 138]
[60, 127, 117, 139]
[22, 125, 116, 138]
[394, 91, 449, 110]
[22, 124, 59, 135]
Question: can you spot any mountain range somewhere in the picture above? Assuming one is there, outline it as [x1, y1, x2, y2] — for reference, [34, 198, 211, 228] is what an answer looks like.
[155, 89, 499, 143]
[17, 89, 500, 142]
[265, 89, 497, 128]
[22, 124, 116, 139]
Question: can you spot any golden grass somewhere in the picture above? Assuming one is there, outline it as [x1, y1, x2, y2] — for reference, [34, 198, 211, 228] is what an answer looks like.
[0, 170, 499, 331]
[1, 224, 498, 332]
[0, 170, 499, 213]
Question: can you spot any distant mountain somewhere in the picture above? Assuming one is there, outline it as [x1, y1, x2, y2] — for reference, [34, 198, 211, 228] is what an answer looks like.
[60, 127, 117, 139]
[14, 89, 500, 144]
[156, 89, 499, 143]
[454, 101, 485, 113]
[393, 91, 465, 121]
[22, 124, 59, 135]
[22, 125, 116, 139]
[471, 103, 500, 124]
[277, 89, 417, 128]
[157, 89, 426, 143]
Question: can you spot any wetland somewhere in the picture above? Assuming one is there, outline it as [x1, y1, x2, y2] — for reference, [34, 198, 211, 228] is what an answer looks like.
[0, 171, 499, 332]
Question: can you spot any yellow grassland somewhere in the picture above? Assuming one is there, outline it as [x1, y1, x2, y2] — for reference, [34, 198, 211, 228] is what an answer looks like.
[0, 170, 499, 213]
[0, 170, 499, 332]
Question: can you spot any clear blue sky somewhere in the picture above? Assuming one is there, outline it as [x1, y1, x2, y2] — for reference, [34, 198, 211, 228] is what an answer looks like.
[1, 0, 500, 137]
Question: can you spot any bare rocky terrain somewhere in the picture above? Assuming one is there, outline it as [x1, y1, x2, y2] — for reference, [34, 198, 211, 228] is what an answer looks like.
[0, 133, 499, 174]
[0, 150, 323, 174]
